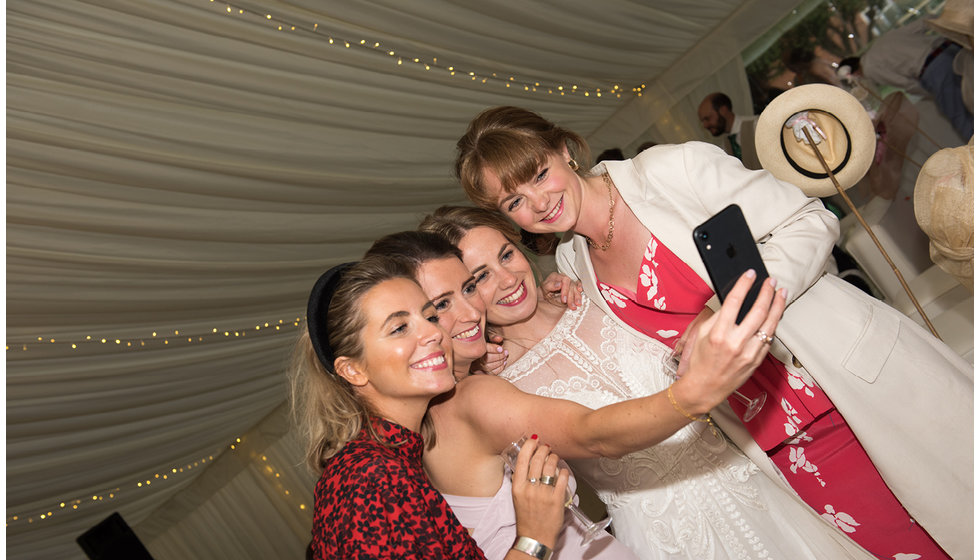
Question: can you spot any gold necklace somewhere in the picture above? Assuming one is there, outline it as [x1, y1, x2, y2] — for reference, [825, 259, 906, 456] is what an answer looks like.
[587, 173, 616, 251]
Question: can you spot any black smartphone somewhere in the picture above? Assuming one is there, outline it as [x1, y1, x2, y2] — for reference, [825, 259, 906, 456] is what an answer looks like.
[693, 204, 770, 324]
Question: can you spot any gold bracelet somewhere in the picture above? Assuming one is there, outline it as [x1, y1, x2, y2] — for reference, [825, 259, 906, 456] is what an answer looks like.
[667, 386, 711, 424]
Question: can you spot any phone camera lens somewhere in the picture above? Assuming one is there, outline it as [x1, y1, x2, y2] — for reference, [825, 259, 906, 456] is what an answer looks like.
[699, 232, 709, 241]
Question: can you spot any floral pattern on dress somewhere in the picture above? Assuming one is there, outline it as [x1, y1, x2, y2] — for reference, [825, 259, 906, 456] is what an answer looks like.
[788, 447, 826, 487]
[787, 368, 816, 398]
[785, 430, 813, 445]
[781, 398, 804, 437]
[639, 238, 662, 303]
[821, 505, 860, 534]
[599, 283, 627, 308]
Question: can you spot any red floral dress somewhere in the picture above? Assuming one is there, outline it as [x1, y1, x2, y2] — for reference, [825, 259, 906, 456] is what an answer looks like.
[310, 416, 487, 559]
[596, 234, 950, 560]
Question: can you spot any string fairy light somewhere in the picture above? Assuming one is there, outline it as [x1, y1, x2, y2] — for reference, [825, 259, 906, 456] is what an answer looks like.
[5, 440, 239, 528]
[7, 434, 315, 527]
[7, 316, 305, 355]
[201, 0, 643, 101]
[254, 452, 311, 514]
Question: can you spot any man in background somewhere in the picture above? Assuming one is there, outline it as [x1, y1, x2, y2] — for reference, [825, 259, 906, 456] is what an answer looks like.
[697, 92, 762, 169]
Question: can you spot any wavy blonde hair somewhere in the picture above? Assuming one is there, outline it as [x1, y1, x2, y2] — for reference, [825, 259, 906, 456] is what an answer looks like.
[289, 256, 413, 472]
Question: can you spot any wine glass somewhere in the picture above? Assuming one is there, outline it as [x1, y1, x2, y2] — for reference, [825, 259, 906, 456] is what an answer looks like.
[663, 349, 766, 422]
[501, 435, 612, 545]
[730, 389, 766, 422]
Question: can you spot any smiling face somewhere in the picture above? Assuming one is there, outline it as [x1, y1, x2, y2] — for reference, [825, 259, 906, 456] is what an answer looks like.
[457, 226, 538, 327]
[415, 256, 488, 373]
[351, 277, 456, 413]
[483, 147, 583, 236]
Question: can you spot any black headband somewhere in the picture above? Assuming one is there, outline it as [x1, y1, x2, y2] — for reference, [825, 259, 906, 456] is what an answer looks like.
[306, 262, 357, 373]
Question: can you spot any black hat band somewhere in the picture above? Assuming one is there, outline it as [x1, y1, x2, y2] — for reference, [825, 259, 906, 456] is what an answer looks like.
[780, 110, 852, 180]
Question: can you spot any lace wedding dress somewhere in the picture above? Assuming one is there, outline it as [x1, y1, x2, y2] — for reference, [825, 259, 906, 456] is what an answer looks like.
[500, 298, 836, 560]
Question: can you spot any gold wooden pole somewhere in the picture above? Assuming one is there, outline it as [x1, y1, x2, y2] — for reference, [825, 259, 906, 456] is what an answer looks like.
[801, 127, 942, 339]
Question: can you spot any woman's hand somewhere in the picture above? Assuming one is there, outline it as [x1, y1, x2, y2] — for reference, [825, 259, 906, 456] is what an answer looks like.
[673, 307, 714, 377]
[471, 334, 508, 375]
[672, 270, 786, 415]
[510, 436, 569, 549]
[541, 272, 584, 310]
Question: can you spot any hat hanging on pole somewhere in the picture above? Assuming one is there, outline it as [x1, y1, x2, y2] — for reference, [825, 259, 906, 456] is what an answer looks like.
[756, 84, 876, 196]
[756, 83, 942, 339]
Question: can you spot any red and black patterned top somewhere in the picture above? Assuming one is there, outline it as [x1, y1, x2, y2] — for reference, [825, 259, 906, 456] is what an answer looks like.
[309, 416, 487, 559]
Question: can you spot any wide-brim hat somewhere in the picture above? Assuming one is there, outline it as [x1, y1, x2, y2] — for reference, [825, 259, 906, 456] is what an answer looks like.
[926, 0, 973, 50]
[756, 84, 875, 197]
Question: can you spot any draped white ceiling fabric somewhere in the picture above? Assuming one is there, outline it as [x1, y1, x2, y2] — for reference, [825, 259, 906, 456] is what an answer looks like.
[7, 0, 802, 557]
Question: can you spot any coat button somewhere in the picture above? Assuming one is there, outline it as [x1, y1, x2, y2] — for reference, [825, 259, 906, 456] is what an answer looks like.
[792, 356, 803, 368]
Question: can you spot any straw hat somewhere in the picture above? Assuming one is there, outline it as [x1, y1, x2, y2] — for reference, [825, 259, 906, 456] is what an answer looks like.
[756, 84, 876, 197]
[926, 0, 973, 50]
[913, 139, 974, 289]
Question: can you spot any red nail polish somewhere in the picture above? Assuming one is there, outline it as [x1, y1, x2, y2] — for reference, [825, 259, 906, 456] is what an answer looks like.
[530, 434, 538, 440]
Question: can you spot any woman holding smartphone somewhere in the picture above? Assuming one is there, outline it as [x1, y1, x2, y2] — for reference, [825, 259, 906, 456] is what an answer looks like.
[452, 106, 972, 559]
[291, 256, 568, 559]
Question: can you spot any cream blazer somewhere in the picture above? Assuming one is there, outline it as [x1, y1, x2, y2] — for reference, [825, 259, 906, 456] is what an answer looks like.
[556, 142, 973, 559]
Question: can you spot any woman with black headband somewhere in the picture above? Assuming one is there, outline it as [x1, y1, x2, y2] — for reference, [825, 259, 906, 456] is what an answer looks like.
[291, 256, 568, 559]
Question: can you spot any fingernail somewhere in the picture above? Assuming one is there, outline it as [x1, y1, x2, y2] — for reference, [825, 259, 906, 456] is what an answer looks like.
[562, 295, 567, 302]
[746, 269, 757, 278]
[497, 346, 504, 353]
[779, 288, 788, 298]
[768, 277, 777, 287]
[530, 434, 538, 440]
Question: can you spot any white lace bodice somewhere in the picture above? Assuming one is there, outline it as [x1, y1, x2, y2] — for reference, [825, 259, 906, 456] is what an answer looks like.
[500, 298, 821, 560]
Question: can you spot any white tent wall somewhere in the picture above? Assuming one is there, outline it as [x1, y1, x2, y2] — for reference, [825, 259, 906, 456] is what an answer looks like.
[136, 404, 316, 559]
[7, 0, 801, 557]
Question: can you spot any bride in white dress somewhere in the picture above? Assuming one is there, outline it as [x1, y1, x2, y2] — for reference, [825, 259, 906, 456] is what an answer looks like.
[419, 206, 876, 560]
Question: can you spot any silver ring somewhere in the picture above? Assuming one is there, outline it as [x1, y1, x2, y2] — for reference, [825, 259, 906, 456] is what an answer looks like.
[755, 330, 773, 344]
[528, 477, 538, 485]
[540, 475, 557, 487]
